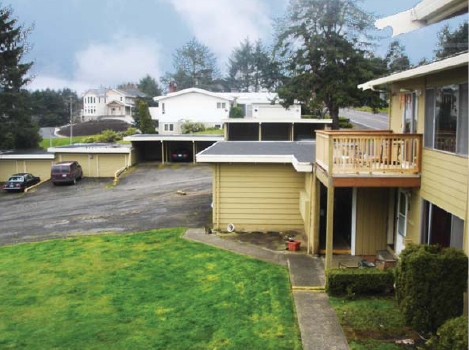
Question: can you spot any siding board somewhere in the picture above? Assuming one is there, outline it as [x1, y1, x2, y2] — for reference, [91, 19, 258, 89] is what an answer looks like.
[420, 149, 468, 219]
[215, 164, 305, 231]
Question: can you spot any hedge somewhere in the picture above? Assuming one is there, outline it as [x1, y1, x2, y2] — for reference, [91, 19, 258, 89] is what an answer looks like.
[326, 268, 394, 296]
[425, 316, 468, 350]
[395, 244, 468, 335]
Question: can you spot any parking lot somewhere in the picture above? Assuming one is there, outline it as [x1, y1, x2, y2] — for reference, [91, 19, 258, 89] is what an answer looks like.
[0, 164, 213, 246]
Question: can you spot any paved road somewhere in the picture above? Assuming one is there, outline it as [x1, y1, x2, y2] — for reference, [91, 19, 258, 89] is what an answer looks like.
[340, 108, 389, 130]
[0, 164, 213, 246]
[40, 127, 59, 139]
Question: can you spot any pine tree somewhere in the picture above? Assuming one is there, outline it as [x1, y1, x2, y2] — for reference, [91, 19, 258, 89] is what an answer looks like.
[0, 5, 40, 149]
[275, 0, 379, 128]
[136, 100, 155, 134]
[435, 22, 468, 59]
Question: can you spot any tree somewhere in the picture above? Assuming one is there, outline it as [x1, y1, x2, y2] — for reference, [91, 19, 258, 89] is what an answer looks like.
[162, 38, 221, 91]
[136, 100, 155, 134]
[435, 22, 468, 59]
[385, 40, 410, 73]
[0, 5, 40, 149]
[275, 0, 377, 128]
[117, 82, 138, 90]
[138, 74, 162, 97]
[226, 39, 280, 92]
[30, 88, 79, 127]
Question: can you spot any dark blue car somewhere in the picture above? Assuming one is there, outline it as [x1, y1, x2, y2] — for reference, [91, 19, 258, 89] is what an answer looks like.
[3, 173, 41, 192]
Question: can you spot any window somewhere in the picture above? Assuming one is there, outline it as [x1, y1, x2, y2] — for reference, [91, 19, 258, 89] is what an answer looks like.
[162, 103, 165, 114]
[164, 124, 174, 132]
[217, 102, 226, 109]
[169, 124, 174, 131]
[421, 200, 464, 249]
[424, 83, 468, 155]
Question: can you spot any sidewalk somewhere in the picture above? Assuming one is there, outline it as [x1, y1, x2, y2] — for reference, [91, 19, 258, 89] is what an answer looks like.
[184, 228, 349, 350]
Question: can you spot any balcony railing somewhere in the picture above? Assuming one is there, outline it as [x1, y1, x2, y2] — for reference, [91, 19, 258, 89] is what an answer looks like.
[316, 130, 422, 176]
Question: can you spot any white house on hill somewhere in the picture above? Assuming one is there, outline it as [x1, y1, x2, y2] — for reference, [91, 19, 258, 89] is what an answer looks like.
[153, 88, 301, 135]
[82, 88, 146, 124]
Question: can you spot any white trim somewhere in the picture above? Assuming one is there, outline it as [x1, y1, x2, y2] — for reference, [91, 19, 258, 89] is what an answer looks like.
[223, 118, 332, 124]
[375, 0, 468, 37]
[0, 154, 55, 160]
[124, 135, 223, 142]
[47, 146, 132, 154]
[196, 154, 313, 172]
[358, 53, 468, 91]
[154, 88, 234, 102]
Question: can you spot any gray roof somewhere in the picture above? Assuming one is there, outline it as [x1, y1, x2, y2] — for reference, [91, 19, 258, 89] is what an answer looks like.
[0, 149, 53, 155]
[199, 141, 316, 163]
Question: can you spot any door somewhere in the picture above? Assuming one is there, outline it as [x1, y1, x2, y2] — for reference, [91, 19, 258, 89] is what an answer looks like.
[395, 190, 408, 254]
[402, 93, 418, 165]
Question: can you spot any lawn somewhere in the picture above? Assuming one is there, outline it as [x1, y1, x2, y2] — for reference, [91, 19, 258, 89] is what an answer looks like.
[0, 229, 301, 349]
[40, 136, 88, 149]
[329, 296, 422, 350]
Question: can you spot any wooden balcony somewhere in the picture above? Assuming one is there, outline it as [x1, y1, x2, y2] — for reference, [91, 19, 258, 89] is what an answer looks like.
[315, 130, 422, 187]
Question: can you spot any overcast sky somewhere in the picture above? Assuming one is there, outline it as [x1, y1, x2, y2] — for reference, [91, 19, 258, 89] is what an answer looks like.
[7, 0, 467, 95]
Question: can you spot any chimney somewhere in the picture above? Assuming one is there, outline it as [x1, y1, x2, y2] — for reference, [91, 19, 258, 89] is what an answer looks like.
[169, 81, 177, 93]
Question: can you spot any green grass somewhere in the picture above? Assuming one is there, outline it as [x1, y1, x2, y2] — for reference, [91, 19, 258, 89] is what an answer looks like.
[40, 136, 88, 149]
[329, 296, 421, 350]
[192, 129, 224, 135]
[0, 229, 301, 349]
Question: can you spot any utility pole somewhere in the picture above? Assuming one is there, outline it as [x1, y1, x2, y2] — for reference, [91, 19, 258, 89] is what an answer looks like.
[69, 96, 73, 145]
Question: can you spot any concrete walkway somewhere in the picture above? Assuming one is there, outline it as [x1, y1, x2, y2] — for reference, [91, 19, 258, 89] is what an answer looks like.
[184, 228, 349, 350]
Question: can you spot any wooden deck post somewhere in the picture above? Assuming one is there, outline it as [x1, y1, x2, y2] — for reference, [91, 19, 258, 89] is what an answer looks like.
[311, 172, 320, 254]
[325, 184, 335, 269]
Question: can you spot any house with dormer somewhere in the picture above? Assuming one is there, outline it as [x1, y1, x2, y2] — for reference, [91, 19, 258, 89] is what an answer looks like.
[82, 88, 146, 124]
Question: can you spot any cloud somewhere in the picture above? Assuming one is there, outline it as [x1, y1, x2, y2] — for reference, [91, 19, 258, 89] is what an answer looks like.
[166, 0, 274, 60]
[27, 35, 163, 95]
[74, 36, 162, 88]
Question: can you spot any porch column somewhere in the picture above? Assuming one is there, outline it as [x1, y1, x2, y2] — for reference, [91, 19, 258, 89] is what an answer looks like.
[309, 171, 320, 254]
[258, 123, 262, 141]
[192, 140, 196, 164]
[224, 123, 228, 140]
[312, 175, 320, 254]
[161, 140, 165, 164]
[291, 123, 294, 141]
[325, 185, 335, 269]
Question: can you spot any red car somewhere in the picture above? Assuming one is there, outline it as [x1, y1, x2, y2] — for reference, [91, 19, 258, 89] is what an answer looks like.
[3, 173, 41, 192]
[51, 161, 83, 185]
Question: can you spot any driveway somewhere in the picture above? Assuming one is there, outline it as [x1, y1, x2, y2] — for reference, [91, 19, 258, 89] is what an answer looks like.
[0, 164, 213, 246]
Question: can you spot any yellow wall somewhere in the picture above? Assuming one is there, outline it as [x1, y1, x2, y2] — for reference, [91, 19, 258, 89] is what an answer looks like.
[355, 188, 389, 255]
[0, 159, 55, 181]
[420, 150, 468, 220]
[213, 163, 305, 231]
[54, 153, 129, 178]
[388, 66, 469, 251]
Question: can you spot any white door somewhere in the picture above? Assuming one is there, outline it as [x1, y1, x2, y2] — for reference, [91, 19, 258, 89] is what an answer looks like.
[395, 190, 408, 254]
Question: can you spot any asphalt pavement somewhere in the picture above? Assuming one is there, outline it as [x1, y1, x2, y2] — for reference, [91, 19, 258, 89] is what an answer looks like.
[340, 108, 389, 130]
[0, 164, 213, 246]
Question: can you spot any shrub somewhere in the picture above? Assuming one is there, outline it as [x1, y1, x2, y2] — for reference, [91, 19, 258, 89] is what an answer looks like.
[181, 122, 205, 134]
[83, 136, 96, 143]
[395, 244, 467, 335]
[124, 127, 138, 136]
[229, 106, 244, 118]
[95, 129, 121, 143]
[326, 268, 394, 297]
[425, 316, 468, 350]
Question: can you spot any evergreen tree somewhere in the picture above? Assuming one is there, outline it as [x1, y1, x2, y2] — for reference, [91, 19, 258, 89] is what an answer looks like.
[162, 38, 221, 91]
[138, 74, 162, 97]
[226, 39, 280, 92]
[0, 5, 40, 149]
[275, 0, 377, 128]
[385, 40, 411, 73]
[435, 22, 468, 59]
[30, 88, 79, 127]
[136, 100, 155, 134]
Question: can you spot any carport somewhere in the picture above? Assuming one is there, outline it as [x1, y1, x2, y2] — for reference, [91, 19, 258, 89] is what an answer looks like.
[0, 150, 55, 181]
[124, 134, 223, 164]
[224, 119, 331, 141]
